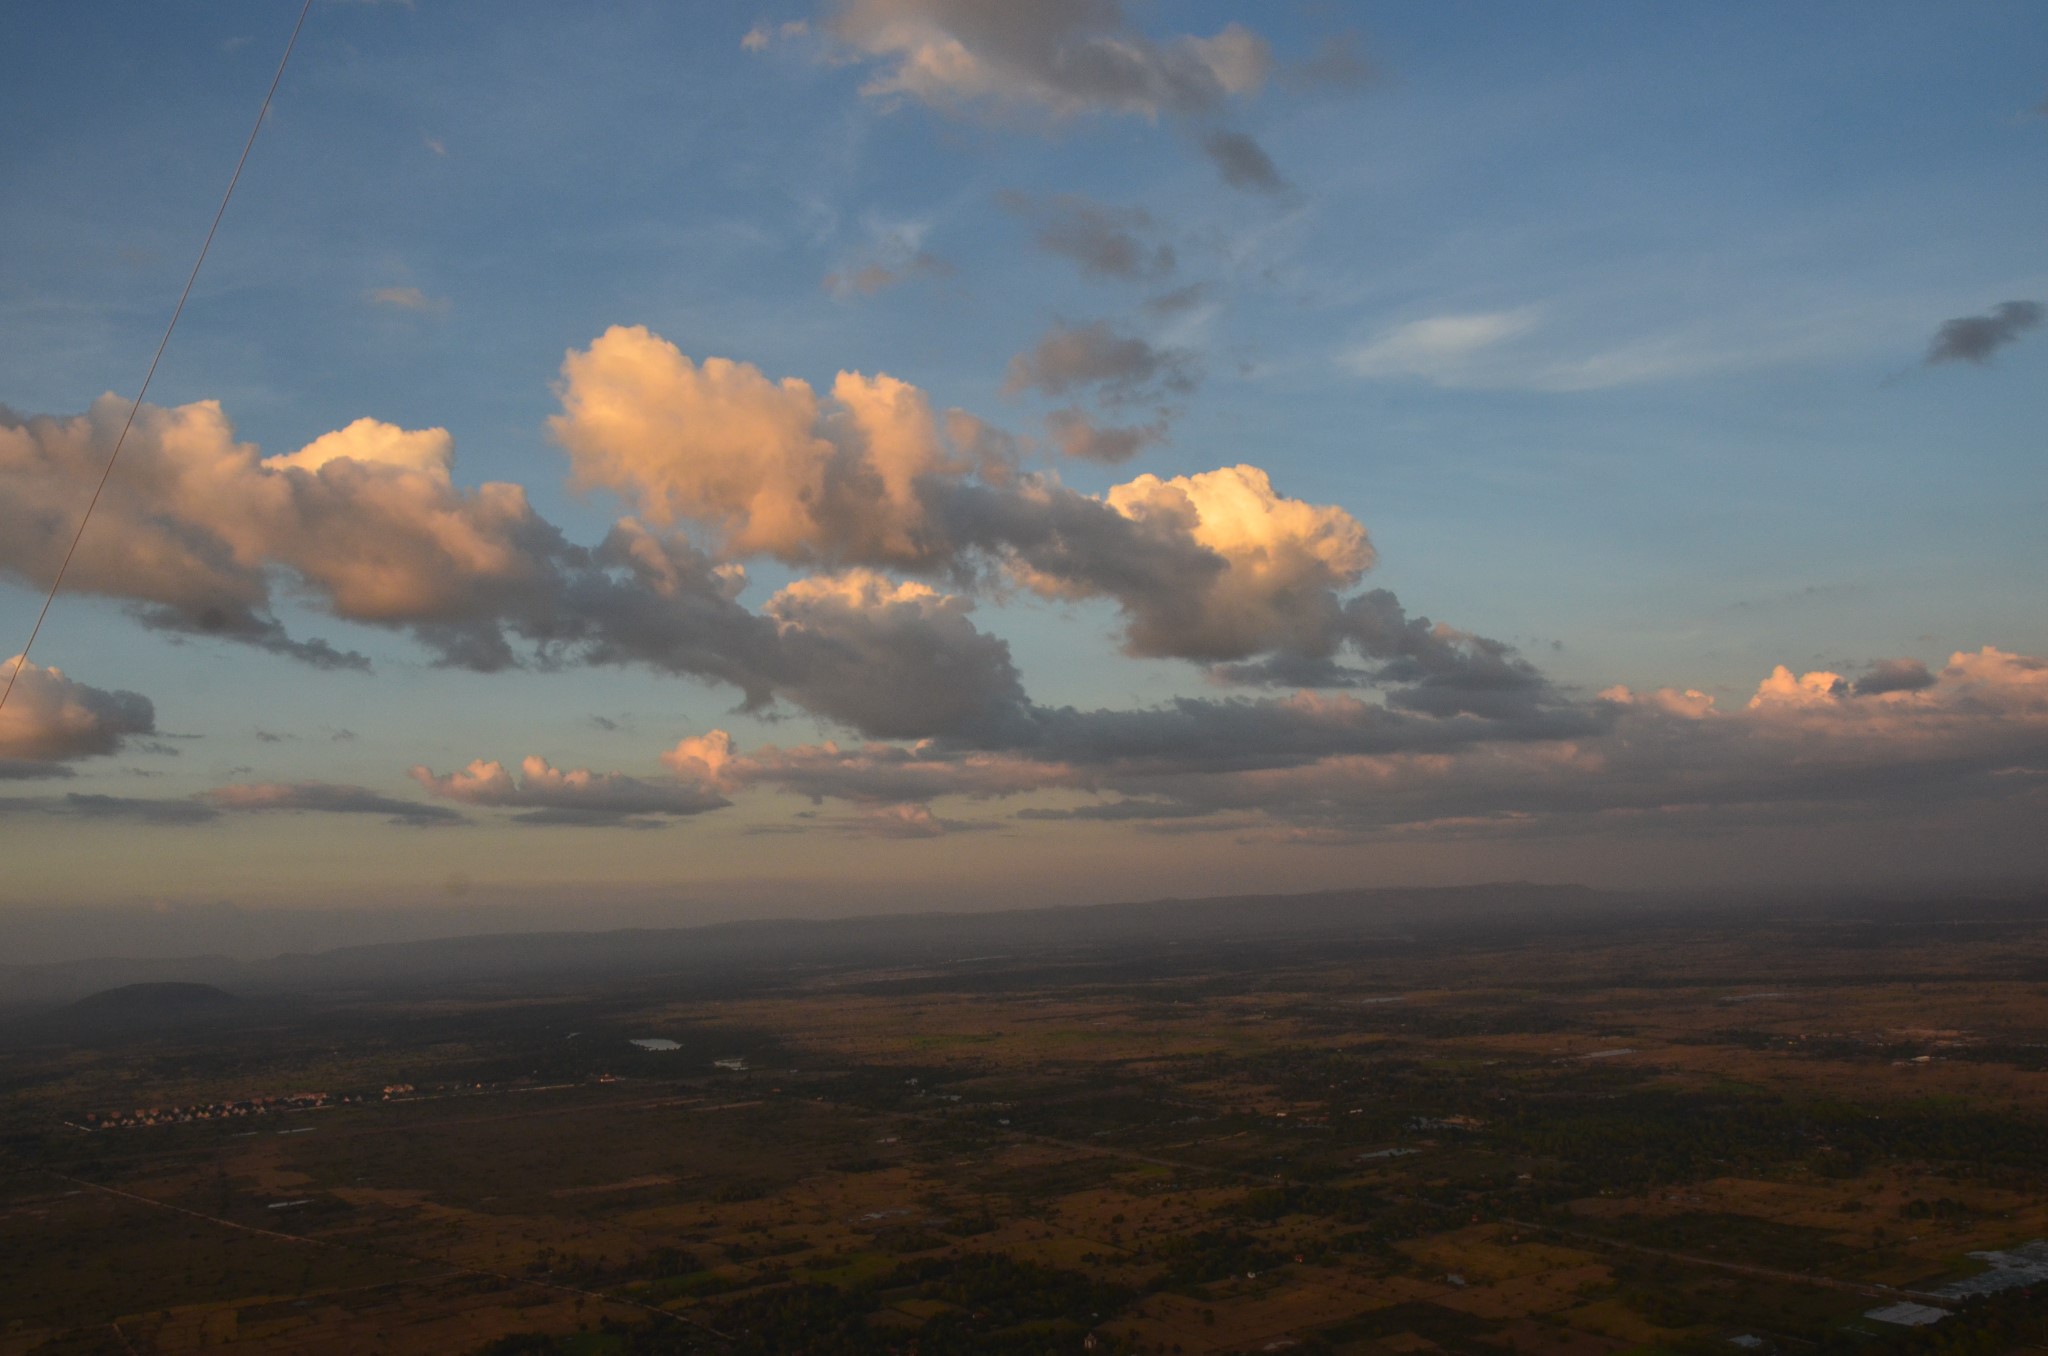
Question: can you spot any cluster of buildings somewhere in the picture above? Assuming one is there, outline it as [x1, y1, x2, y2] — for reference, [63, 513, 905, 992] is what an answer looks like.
[73, 1078, 517, 1131]
[77, 1090, 350, 1130]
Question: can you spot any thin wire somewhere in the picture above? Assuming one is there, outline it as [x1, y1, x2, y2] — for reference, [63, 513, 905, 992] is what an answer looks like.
[0, 0, 315, 712]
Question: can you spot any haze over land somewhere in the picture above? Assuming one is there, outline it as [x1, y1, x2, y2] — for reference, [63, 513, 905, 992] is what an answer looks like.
[6, 882, 2048, 1353]
[2, 2, 2045, 939]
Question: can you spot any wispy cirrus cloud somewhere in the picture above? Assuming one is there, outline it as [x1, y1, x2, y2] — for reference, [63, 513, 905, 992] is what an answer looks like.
[0, 792, 217, 823]
[824, 0, 1271, 123]
[823, 217, 954, 299]
[366, 285, 449, 315]
[0, 783, 457, 828]
[1339, 309, 1541, 385]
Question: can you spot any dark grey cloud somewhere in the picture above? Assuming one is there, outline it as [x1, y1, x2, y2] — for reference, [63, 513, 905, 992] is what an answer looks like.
[1340, 590, 1552, 720]
[202, 781, 465, 827]
[508, 808, 677, 830]
[706, 675, 1610, 841]
[1016, 798, 1214, 823]
[922, 476, 1227, 655]
[131, 604, 372, 671]
[1924, 300, 2044, 366]
[978, 687, 1603, 772]
[956, 653, 2048, 848]
[408, 755, 729, 829]
[1853, 658, 1937, 696]
[1199, 589, 1552, 720]
[1289, 32, 1374, 91]
[1200, 128, 1287, 195]
[0, 760, 74, 781]
[998, 192, 1175, 281]
[2, 784, 446, 829]
[764, 577, 1030, 742]
[1002, 319, 1198, 401]
[824, 250, 954, 299]
[493, 524, 1027, 743]
[1045, 408, 1166, 464]
[1145, 283, 1211, 318]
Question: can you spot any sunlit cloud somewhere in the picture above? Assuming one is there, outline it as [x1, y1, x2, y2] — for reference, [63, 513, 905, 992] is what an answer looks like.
[827, 0, 1271, 123]
[0, 656, 155, 768]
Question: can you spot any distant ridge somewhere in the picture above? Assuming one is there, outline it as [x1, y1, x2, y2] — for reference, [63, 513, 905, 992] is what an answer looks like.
[2, 882, 2039, 1012]
[3, 882, 1606, 1009]
[67, 981, 240, 1016]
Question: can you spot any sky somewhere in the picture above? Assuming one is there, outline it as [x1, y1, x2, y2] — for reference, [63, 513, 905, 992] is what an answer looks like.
[1, 1, 2045, 945]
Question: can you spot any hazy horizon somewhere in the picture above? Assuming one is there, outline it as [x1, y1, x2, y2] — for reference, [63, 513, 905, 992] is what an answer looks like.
[7, 873, 2047, 970]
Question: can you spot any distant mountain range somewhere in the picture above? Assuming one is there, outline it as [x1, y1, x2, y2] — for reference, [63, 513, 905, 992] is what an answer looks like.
[1, 881, 2040, 1011]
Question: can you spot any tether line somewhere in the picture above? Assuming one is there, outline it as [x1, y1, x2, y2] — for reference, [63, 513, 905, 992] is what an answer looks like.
[0, 0, 315, 712]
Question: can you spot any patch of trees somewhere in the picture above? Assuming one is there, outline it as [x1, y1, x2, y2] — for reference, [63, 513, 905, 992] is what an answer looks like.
[701, 1253, 1133, 1355]
[475, 1252, 1140, 1355]
[1493, 1092, 2048, 1194]
[1147, 1228, 1290, 1296]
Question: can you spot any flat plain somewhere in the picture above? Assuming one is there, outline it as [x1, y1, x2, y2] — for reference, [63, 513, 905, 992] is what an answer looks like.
[3, 889, 2046, 1355]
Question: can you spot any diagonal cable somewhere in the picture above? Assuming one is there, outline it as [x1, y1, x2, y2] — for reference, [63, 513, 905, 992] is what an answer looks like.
[1, 0, 315, 711]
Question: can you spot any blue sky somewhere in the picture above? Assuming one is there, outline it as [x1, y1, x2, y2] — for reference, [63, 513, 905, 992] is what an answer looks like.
[2, 1, 2044, 933]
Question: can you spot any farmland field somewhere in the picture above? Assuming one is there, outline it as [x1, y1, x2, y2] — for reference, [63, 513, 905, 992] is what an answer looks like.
[3, 889, 2047, 1354]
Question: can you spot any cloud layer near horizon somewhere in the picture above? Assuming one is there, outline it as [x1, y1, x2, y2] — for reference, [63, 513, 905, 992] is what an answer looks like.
[3, 322, 2043, 851]
[401, 646, 2048, 843]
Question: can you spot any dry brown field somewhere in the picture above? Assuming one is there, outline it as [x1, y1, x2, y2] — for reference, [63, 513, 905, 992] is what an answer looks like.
[3, 894, 2046, 1354]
